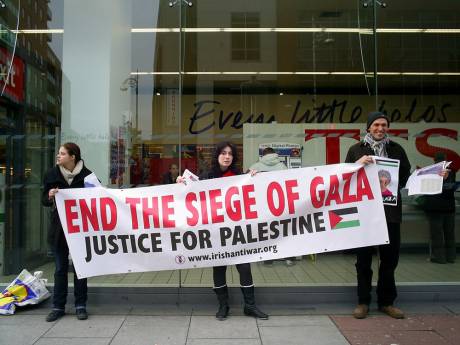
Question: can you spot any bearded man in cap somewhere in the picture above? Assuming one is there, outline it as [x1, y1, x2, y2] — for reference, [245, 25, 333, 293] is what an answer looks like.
[345, 111, 411, 319]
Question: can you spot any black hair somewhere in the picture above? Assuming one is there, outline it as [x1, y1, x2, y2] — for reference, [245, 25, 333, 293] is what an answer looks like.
[262, 147, 275, 156]
[212, 141, 238, 173]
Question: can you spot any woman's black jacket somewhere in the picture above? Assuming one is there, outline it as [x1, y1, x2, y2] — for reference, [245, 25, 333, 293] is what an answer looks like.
[42, 164, 92, 246]
[199, 166, 241, 180]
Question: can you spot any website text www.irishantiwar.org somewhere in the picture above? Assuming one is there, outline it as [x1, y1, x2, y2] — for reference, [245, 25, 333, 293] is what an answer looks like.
[187, 245, 278, 262]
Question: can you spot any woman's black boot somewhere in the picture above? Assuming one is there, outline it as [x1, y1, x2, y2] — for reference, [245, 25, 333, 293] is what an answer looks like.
[241, 286, 268, 320]
[213, 286, 229, 320]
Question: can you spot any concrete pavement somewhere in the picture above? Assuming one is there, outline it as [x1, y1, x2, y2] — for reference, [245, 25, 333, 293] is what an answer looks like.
[1, 302, 459, 345]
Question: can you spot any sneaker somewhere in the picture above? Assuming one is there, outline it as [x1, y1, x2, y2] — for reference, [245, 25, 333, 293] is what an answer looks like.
[46, 309, 65, 322]
[352, 304, 369, 319]
[379, 305, 405, 319]
[76, 308, 88, 320]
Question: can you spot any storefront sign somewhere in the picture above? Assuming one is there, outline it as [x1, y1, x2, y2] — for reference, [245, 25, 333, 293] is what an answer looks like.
[244, 123, 460, 173]
[0, 47, 25, 103]
[152, 95, 459, 144]
[55, 163, 387, 278]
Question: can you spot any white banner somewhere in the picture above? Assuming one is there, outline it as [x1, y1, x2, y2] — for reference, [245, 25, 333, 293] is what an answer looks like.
[55, 163, 388, 278]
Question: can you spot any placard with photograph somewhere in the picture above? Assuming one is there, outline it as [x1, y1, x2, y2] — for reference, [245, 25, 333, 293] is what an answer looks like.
[373, 156, 400, 206]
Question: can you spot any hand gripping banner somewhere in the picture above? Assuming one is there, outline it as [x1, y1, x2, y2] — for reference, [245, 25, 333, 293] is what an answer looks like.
[55, 163, 388, 278]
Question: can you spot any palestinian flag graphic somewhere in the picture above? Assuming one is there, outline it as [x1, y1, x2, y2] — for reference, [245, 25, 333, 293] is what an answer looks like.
[328, 207, 360, 230]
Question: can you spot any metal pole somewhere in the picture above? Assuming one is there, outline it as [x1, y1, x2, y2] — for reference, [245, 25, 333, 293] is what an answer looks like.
[178, 2, 183, 290]
[373, 0, 378, 109]
[135, 69, 139, 131]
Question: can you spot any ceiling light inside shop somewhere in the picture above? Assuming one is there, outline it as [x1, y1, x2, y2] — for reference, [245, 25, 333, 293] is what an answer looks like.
[14, 28, 460, 34]
[130, 27, 460, 34]
[130, 71, 460, 76]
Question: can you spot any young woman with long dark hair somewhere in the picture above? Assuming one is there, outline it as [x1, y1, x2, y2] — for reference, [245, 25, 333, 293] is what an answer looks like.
[42, 142, 93, 322]
[178, 141, 268, 321]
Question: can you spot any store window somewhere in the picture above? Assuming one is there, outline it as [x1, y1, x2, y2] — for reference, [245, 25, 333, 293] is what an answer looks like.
[231, 12, 260, 61]
[0, 0, 458, 288]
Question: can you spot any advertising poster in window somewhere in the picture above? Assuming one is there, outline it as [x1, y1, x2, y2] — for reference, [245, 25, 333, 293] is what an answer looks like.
[258, 143, 302, 169]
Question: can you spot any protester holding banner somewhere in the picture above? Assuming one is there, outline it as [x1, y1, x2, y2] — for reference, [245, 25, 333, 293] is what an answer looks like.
[178, 141, 268, 321]
[345, 112, 411, 319]
[42, 142, 93, 322]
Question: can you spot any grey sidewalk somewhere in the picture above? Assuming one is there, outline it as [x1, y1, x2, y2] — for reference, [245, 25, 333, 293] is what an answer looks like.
[1, 302, 459, 345]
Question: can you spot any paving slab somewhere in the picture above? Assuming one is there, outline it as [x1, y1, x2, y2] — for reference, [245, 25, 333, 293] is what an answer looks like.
[340, 330, 398, 345]
[0, 316, 54, 345]
[256, 315, 334, 327]
[331, 315, 429, 331]
[342, 322, 457, 345]
[436, 327, 460, 344]
[110, 315, 189, 345]
[35, 338, 112, 345]
[186, 339, 261, 345]
[259, 325, 349, 345]
[392, 330, 452, 345]
[43, 315, 126, 338]
[414, 314, 460, 329]
[188, 316, 259, 339]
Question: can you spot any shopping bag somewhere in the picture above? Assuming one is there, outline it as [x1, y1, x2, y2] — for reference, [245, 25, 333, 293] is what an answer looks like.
[0, 269, 51, 315]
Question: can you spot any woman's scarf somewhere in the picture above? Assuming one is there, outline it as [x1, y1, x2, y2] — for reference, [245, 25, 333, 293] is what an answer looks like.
[59, 160, 84, 185]
[363, 133, 390, 157]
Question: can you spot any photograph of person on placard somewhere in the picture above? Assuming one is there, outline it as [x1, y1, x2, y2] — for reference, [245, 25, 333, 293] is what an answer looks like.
[379, 169, 395, 199]
[374, 157, 400, 206]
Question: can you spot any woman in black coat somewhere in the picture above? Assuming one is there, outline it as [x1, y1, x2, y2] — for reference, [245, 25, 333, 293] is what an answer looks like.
[42, 142, 92, 322]
[178, 141, 268, 321]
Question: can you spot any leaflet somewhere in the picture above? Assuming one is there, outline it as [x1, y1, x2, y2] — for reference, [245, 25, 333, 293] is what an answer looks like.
[405, 161, 450, 195]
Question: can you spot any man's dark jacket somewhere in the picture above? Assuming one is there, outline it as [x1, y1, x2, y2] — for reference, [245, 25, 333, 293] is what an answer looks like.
[345, 140, 411, 223]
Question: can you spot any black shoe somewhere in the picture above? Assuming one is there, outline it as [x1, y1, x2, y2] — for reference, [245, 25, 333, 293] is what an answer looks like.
[216, 304, 229, 320]
[244, 305, 269, 320]
[46, 309, 65, 322]
[76, 308, 88, 320]
[213, 286, 229, 320]
[240, 286, 269, 320]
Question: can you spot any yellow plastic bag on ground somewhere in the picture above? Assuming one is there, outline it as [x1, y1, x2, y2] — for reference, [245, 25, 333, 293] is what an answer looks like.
[0, 269, 50, 315]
